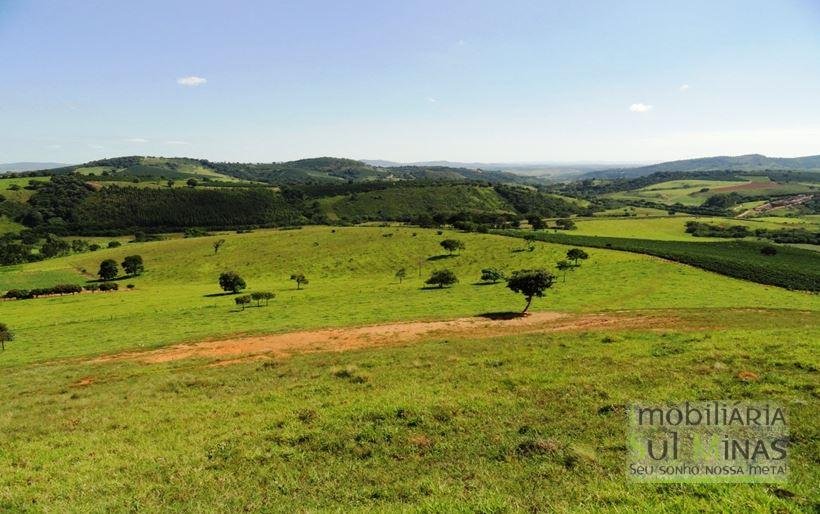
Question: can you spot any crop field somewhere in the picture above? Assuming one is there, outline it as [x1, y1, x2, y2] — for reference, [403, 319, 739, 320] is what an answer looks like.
[2, 226, 819, 511]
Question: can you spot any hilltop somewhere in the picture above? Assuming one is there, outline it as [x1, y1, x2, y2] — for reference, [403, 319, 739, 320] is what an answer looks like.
[22, 156, 536, 185]
[586, 153, 820, 179]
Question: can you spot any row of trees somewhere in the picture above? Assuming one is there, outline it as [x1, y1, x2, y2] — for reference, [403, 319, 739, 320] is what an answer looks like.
[4, 282, 120, 300]
[419, 247, 590, 312]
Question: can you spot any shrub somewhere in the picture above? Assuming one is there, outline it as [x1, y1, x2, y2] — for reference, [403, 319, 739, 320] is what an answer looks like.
[425, 269, 458, 288]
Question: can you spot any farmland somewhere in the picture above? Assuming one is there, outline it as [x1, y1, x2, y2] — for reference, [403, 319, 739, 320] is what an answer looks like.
[1, 224, 818, 511]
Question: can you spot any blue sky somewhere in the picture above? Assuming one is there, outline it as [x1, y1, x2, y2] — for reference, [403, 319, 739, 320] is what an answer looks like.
[1, 0, 819, 163]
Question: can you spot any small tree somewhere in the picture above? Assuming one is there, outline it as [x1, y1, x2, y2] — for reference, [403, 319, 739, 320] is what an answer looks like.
[98, 259, 118, 281]
[440, 239, 465, 255]
[234, 295, 251, 310]
[566, 248, 589, 267]
[507, 269, 556, 313]
[167, 179, 175, 188]
[186, 178, 198, 188]
[121, 255, 144, 276]
[523, 234, 536, 251]
[213, 239, 226, 255]
[395, 267, 407, 283]
[528, 216, 546, 230]
[556, 260, 573, 282]
[480, 268, 505, 284]
[760, 246, 778, 256]
[291, 273, 309, 290]
[219, 271, 247, 293]
[0, 323, 12, 350]
[426, 269, 458, 288]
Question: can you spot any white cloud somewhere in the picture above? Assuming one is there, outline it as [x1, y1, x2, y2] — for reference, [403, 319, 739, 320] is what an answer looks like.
[88, 143, 104, 150]
[125, 137, 149, 143]
[629, 103, 653, 113]
[46, 144, 62, 149]
[457, 39, 466, 46]
[165, 140, 190, 145]
[177, 76, 207, 86]
[679, 84, 690, 92]
[427, 97, 437, 103]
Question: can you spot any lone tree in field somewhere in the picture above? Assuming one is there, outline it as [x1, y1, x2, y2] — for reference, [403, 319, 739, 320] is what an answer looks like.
[234, 295, 251, 310]
[556, 260, 573, 282]
[98, 259, 118, 281]
[395, 267, 407, 283]
[760, 246, 778, 256]
[213, 239, 226, 255]
[566, 248, 589, 267]
[121, 255, 144, 276]
[555, 218, 576, 231]
[440, 239, 465, 255]
[186, 178, 198, 188]
[219, 271, 247, 293]
[523, 234, 536, 251]
[426, 269, 458, 288]
[290, 273, 309, 290]
[166, 179, 175, 188]
[0, 323, 12, 350]
[528, 216, 546, 230]
[251, 291, 275, 306]
[480, 268, 505, 284]
[507, 269, 556, 313]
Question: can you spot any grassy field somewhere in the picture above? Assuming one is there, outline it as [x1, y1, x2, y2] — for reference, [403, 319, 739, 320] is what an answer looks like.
[0, 176, 42, 202]
[607, 178, 817, 207]
[1, 226, 818, 511]
[1, 311, 817, 511]
[570, 215, 813, 241]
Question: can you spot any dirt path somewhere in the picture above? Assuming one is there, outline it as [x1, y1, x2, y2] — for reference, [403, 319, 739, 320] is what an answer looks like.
[92, 311, 679, 366]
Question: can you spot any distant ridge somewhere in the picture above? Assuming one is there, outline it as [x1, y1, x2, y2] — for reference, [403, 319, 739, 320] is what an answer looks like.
[0, 162, 68, 173]
[584, 154, 820, 179]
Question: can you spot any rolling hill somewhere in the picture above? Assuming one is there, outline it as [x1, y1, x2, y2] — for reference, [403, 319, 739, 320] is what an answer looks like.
[21, 156, 537, 185]
[585, 154, 820, 179]
[0, 162, 69, 173]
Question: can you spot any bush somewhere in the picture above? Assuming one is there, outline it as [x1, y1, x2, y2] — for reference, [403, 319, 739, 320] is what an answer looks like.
[426, 269, 458, 288]
[99, 282, 119, 291]
[108, 241, 122, 248]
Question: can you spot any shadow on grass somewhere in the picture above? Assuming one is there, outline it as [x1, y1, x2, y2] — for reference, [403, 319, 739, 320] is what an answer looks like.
[204, 292, 239, 298]
[476, 311, 526, 320]
[427, 254, 456, 261]
[419, 285, 451, 290]
[86, 276, 137, 284]
[471, 281, 502, 286]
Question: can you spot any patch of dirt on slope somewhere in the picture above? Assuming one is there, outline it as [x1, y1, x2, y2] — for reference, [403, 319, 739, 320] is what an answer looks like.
[92, 311, 680, 366]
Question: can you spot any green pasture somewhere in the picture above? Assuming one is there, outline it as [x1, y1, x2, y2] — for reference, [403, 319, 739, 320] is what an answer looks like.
[2, 226, 817, 366]
[0, 311, 817, 511]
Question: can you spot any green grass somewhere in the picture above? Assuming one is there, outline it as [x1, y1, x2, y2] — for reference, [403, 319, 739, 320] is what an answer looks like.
[570, 215, 812, 241]
[1, 226, 818, 511]
[0, 215, 23, 234]
[0, 176, 41, 202]
[607, 178, 817, 207]
[2, 226, 818, 367]
[497, 229, 820, 291]
[0, 311, 817, 511]
[319, 185, 514, 221]
[608, 179, 750, 206]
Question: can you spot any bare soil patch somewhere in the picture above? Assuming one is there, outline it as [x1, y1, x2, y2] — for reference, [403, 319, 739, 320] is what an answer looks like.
[713, 181, 774, 193]
[93, 311, 681, 366]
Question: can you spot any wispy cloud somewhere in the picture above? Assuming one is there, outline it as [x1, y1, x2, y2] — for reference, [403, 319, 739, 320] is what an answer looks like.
[177, 76, 207, 87]
[629, 103, 653, 113]
[165, 140, 190, 145]
[427, 97, 437, 103]
[88, 143, 104, 150]
[679, 84, 690, 92]
[124, 137, 149, 143]
[46, 144, 62, 149]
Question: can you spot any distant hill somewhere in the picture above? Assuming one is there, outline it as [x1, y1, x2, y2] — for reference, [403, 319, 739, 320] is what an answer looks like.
[363, 159, 644, 179]
[585, 154, 820, 179]
[0, 162, 68, 173]
[24, 156, 537, 185]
